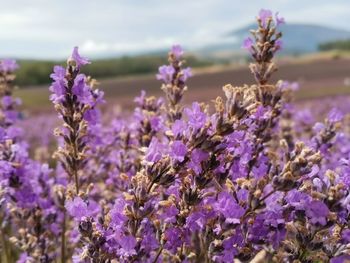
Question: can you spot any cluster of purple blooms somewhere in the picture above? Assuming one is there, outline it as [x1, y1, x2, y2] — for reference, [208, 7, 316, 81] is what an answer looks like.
[1, 9, 350, 263]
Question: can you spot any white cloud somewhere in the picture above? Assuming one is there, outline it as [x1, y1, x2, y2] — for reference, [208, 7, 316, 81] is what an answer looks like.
[0, 0, 349, 58]
[0, 13, 28, 26]
[80, 38, 176, 54]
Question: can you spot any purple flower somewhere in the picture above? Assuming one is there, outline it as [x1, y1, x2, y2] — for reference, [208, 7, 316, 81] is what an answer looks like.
[164, 227, 182, 251]
[215, 191, 245, 224]
[145, 138, 164, 163]
[184, 102, 207, 130]
[0, 59, 19, 72]
[213, 236, 239, 262]
[110, 198, 127, 227]
[156, 65, 175, 84]
[140, 224, 159, 252]
[158, 205, 179, 224]
[171, 44, 184, 59]
[14, 185, 37, 207]
[242, 37, 254, 53]
[0, 127, 5, 141]
[117, 235, 136, 257]
[258, 9, 273, 27]
[49, 81, 66, 103]
[150, 116, 163, 132]
[5, 127, 22, 140]
[172, 119, 186, 137]
[134, 90, 146, 106]
[313, 122, 325, 133]
[0, 160, 14, 176]
[249, 211, 285, 248]
[252, 157, 268, 179]
[17, 253, 33, 263]
[186, 210, 207, 231]
[92, 88, 105, 105]
[49, 66, 67, 102]
[305, 200, 329, 225]
[65, 197, 89, 220]
[71, 46, 90, 68]
[50, 65, 66, 81]
[72, 74, 93, 105]
[330, 255, 350, 263]
[275, 39, 283, 52]
[84, 108, 100, 124]
[170, 140, 187, 162]
[342, 229, 350, 243]
[285, 190, 312, 211]
[275, 12, 285, 26]
[328, 108, 343, 123]
[188, 149, 209, 174]
[179, 67, 192, 82]
[2, 96, 13, 108]
[278, 81, 299, 91]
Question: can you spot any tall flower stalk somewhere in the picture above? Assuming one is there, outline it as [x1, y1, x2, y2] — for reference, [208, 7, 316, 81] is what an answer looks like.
[49, 47, 104, 261]
[157, 45, 192, 123]
[0, 59, 19, 263]
[50, 47, 103, 195]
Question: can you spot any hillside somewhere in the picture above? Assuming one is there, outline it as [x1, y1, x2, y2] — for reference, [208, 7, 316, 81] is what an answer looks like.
[229, 23, 350, 54]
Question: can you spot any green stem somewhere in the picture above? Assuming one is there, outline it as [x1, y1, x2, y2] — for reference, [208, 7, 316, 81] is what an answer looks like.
[61, 210, 66, 263]
[1, 228, 10, 263]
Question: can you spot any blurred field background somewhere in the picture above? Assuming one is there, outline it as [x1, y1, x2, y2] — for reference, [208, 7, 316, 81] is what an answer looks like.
[14, 51, 350, 113]
[2, 1, 350, 114]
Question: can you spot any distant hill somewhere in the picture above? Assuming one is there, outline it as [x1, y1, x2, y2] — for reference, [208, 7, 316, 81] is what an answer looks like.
[229, 23, 350, 54]
[319, 39, 350, 51]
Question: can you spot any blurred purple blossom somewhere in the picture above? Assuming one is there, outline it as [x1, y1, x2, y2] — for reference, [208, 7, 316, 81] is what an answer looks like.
[258, 9, 273, 27]
[71, 46, 90, 68]
[275, 12, 285, 26]
[171, 44, 184, 59]
[328, 108, 343, 123]
[180, 67, 192, 82]
[156, 65, 175, 84]
[65, 197, 89, 220]
[242, 37, 254, 53]
[184, 102, 207, 130]
[170, 140, 187, 162]
[0, 59, 19, 72]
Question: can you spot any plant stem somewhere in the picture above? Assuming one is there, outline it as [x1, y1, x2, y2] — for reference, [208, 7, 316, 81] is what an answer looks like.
[61, 210, 66, 263]
[152, 246, 163, 263]
[74, 170, 79, 195]
[1, 229, 10, 263]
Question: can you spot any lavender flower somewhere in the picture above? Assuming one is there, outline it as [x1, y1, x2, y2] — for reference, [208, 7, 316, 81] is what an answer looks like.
[171, 44, 184, 59]
[70, 46, 90, 68]
[156, 65, 175, 84]
[258, 9, 273, 27]
[242, 37, 254, 53]
[50, 47, 103, 194]
[170, 140, 187, 162]
[65, 197, 89, 220]
[1, 9, 350, 263]
[275, 12, 285, 26]
[157, 44, 193, 123]
[0, 59, 19, 73]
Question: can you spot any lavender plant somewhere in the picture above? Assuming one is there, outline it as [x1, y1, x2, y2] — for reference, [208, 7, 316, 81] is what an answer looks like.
[0, 61, 59, 262]
[1, 9, 350, 263]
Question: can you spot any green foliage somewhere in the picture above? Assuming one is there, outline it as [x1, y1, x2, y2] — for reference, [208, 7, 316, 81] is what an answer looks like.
[15, 55, 212, 87]
[16, 60, 58, 86]
[319, 39, 350, 51]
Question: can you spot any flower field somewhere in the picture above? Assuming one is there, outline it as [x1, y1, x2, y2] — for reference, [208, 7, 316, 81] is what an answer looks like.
[1, 10, 350, 263]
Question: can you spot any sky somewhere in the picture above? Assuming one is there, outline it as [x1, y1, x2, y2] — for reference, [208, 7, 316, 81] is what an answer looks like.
[1, 0, 350, 59]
